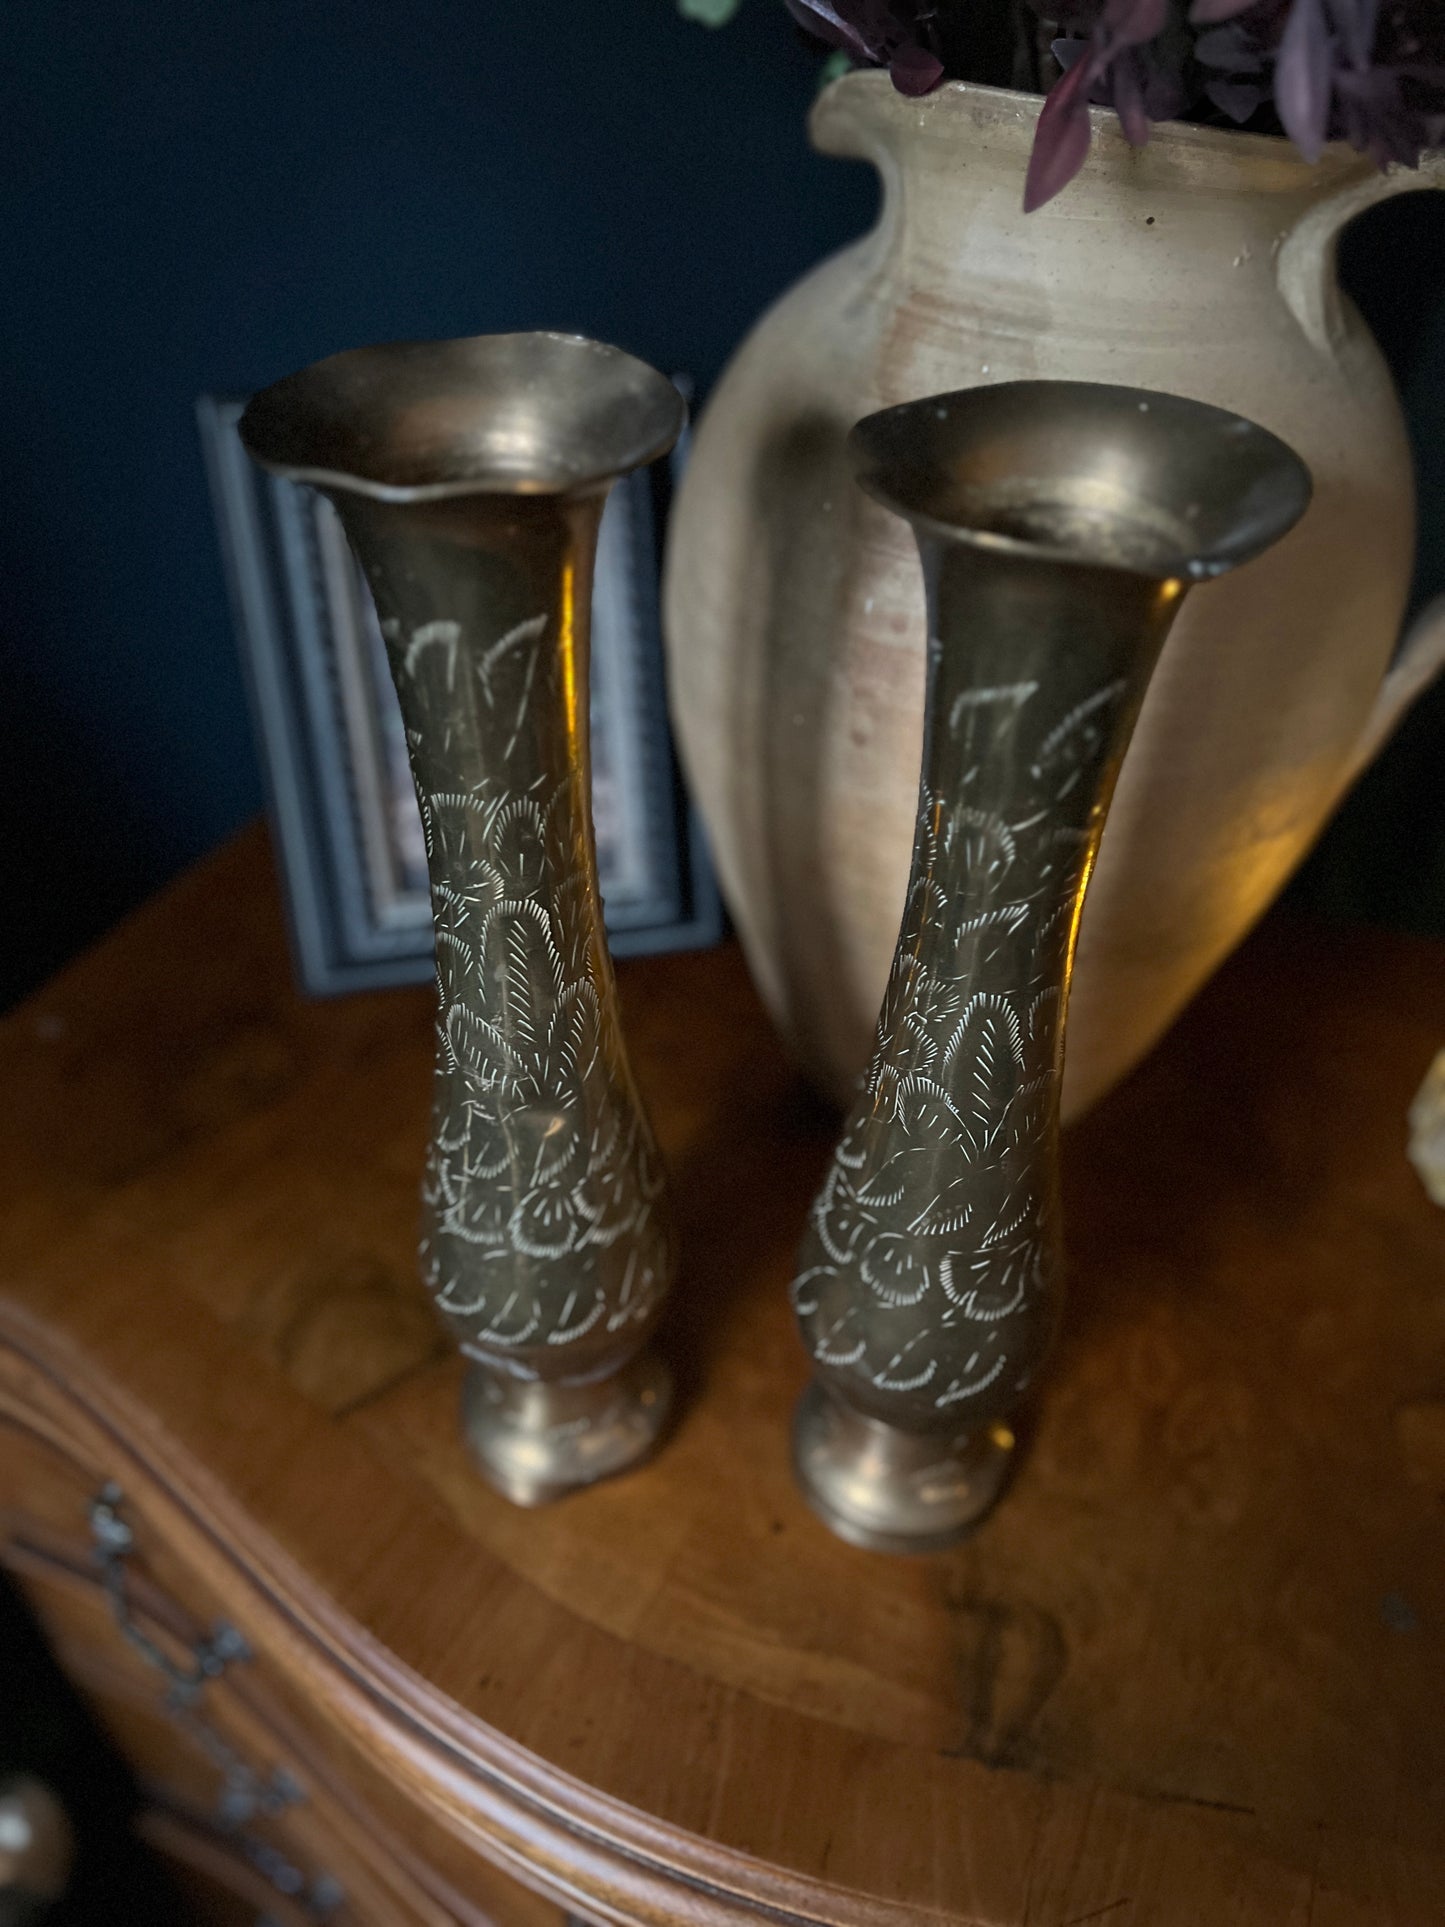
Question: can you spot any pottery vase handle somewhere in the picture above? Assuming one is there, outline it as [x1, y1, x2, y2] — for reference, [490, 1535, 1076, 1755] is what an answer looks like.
[1277, 150, 1445, 354]
[1341, 594, 1445, 786]
[1277, 151, 1445, 780]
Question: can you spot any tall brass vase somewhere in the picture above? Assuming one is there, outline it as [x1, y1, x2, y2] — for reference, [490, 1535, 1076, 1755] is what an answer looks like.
[791, 381, 1311, 1553]
[243, 334, 686, 1505]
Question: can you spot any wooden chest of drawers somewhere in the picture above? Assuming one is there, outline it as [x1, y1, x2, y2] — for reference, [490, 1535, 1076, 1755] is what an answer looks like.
[3, 826, 1444, 1923]
[1, 1367, 559, 1925]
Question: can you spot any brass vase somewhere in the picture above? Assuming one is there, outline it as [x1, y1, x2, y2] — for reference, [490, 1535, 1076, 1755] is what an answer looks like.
[242, 333, 686, 1505]
[790, 380, 1311, 1553]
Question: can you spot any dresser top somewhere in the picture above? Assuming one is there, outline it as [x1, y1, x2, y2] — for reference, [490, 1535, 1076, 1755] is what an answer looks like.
[4, 825, 1444, 1925]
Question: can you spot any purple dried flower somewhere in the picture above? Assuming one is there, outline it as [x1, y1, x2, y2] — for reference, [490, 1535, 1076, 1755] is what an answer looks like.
[1024, 0, 1187, 207]
[764, 0, 1445, 209]
[1275, 0, 1335, 157]
[783, 0, 945, 95]
[1269, 0, 1445, 169]
[889, 38, 948, 92]
[783, 0, 883, 61]
[1025, 0, 1443, 206]
[1193, 0, 1289, 120]
[1024, 53, 1100, 208]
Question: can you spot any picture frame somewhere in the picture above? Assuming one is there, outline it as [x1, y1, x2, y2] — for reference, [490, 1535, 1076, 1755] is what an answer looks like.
[198, 392, 723, 996]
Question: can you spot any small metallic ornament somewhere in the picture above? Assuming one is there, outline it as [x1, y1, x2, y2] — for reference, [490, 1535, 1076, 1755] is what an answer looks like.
[0, 1777, 73, 1926]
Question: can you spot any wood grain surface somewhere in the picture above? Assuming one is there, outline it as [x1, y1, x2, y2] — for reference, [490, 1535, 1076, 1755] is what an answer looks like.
[2, 823, 1444, 1925]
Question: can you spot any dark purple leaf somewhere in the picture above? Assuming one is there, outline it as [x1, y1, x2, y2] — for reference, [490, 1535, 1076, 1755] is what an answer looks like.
[1112, 55, 1153, 142]
[1188, 0, 1262, 22]
[786, 0, 1443, 209]
[1051, 35, 1091, 70]
[1194, 24, 1264, 70]
[1104, 0, 1169, 47]
[782, 0, 878, 61]
[1275, 0, 1335, 160]
[1336, 60, 1431, 164]
[785, 0, 950, 83]
[1024, 56, 1098, 211]
[1136, 44, 1190, 119]
[889, 43, 946, 93]
[1206, 74, 1269, 117]
[1329, 0, 1380, 72]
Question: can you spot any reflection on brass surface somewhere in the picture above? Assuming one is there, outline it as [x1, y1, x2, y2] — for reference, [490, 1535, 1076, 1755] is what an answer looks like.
[1408, 1048, 1445, 1208]
[243, 335, 685, 1504]
[791, 381, 1311, 1553]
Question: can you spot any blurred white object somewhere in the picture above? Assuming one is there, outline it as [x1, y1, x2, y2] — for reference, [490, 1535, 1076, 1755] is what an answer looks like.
[1408, 1052, 1445, 1208]
[0, 1778, 72, 1926]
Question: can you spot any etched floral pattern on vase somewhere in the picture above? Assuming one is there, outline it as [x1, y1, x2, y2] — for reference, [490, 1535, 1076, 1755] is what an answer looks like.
[388, 603, 675, 1368]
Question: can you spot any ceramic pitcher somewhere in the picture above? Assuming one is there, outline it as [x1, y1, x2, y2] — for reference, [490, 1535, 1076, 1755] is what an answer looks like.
[664, 75, 1445, 1118]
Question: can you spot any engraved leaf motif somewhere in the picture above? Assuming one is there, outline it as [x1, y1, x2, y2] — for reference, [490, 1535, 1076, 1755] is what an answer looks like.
[896, 1068, 976, 1147]
[401, 619, 461, 689]
[540, 979, 603, 1092]
[935, 1345, 1009, 1409]
[872, 1328, 938, 1394]
[473, 899, 569, 1061]
[944, 807, 1017, 883]
[431, 1171, 509, 1249]
[952, 900, 1032, 975]
[1028, 679, 1127, 802]
[469, 1285, 545, 1350]
[473, 612, 548, 713]
[572, 1161, 639, 1249]
[813, 1164, 870, 1265]
[509, 1183, 581, 1259]
[909, 1170, 975, 1238]
[859, 1230, 933, 1308]
[544, 1283, 607, 1345]
[808, 1297, 866, 1369]
[940, 1240, 1040, 1319]
[435, 1247, 527, 1321]
[442, 999, 521, 1095]
[481, 794, 552, 898]
[790, 1264, 834, 1321]
[943, 993, 1024, 1132]
[948, 680, 1038, 746]
[855, 1146, 934, 1212]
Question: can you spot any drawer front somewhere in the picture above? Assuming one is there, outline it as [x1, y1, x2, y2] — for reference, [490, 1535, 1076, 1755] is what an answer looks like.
[11, 1544, 408, 1924]
[1, 1418, 564, 1926]
[139, 1805, 347, 1927]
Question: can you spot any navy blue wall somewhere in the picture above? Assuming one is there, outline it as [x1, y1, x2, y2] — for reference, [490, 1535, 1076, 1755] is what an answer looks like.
[0, 0, 876, 1003]
[2, 0, 1442, 1004]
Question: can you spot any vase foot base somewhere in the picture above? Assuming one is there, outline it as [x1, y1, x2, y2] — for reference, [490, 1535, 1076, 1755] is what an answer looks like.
[460, 1349, 673, 1507]
[791, 1380, 1015, 1554]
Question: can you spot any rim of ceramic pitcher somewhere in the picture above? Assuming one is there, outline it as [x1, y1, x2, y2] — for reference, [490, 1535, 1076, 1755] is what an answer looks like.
[239, 331, 687, 505]
[811, 67, 1375, 189]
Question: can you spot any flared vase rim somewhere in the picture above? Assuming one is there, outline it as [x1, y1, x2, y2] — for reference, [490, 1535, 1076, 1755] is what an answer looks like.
[239, 331, 686, 504]
[848, 378, 1313, 583]
[812, 66, 1378, 189]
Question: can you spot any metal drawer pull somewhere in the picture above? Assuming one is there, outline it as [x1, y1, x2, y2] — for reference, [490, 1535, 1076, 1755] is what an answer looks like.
[90, 1483, 251, 1702]
[88, 1485, 344, 1917]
